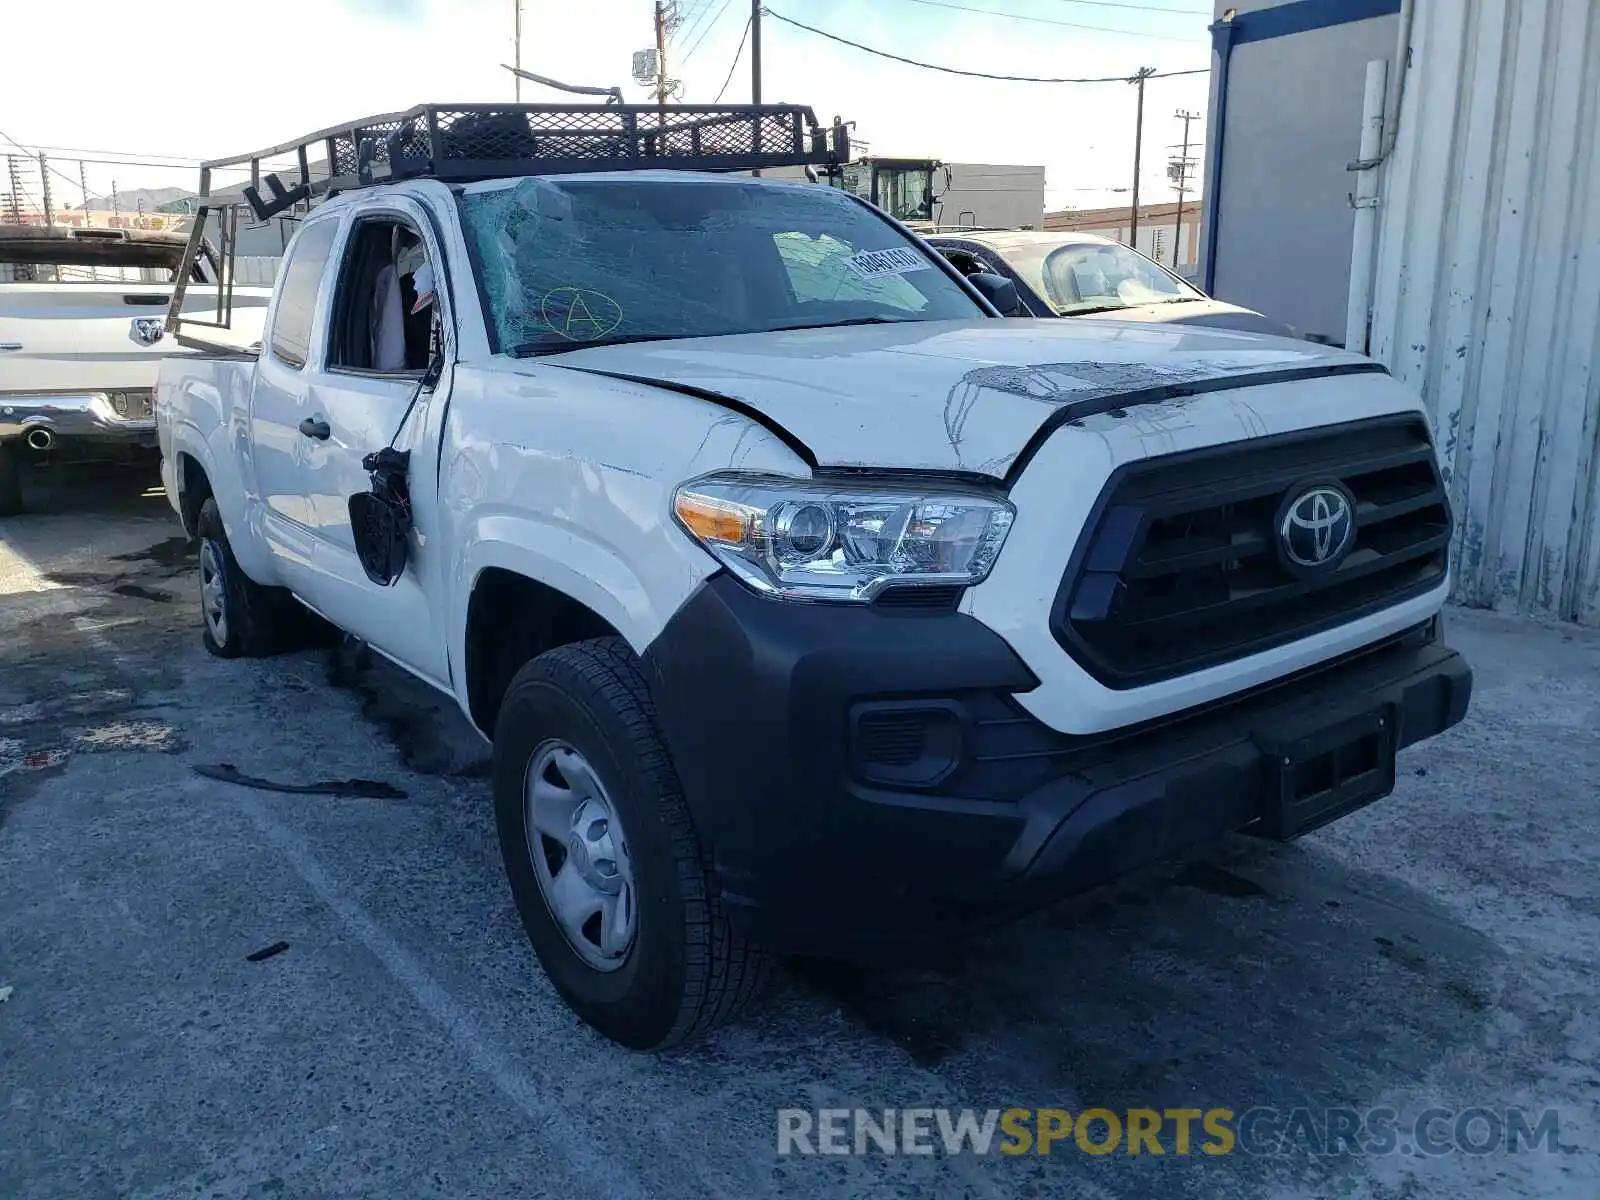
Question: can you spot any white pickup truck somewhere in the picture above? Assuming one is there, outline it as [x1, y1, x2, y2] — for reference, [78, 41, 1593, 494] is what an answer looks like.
[158, 104, 1471, 1049]
[0, 225, 269, 514]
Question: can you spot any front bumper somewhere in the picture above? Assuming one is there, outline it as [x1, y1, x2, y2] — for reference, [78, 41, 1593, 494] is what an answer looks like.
[0, 391, 157, 452]
[642, 574, 1472, 954]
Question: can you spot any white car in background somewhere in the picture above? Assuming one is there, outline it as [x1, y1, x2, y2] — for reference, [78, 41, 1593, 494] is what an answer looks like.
[927, 229, 1298, 338]
[0, 225, 270, 515]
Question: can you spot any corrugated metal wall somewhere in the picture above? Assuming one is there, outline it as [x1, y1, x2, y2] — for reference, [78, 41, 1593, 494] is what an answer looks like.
[1370, 0, 1600, 623]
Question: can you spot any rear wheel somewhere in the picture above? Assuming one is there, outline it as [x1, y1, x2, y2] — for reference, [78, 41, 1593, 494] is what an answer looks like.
[493, 636, 769, 1049]
[196, 497, 308, 658]
[0, 444, 22, 517]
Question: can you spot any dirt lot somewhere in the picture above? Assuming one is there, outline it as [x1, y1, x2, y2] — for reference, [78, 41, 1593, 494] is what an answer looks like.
[2, 466, 1598, 1200]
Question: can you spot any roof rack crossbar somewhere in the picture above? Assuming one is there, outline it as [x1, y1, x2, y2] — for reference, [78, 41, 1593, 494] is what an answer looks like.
[198, 102, 850, 221]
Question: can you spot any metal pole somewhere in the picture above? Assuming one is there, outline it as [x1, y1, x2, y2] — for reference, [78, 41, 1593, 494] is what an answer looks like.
[38, 153, 53, 229]
[1128, 67, 1154, 250]
[655, 0, 668, 117]
[1345, 59, 1389, 354]
[1172, 109, 1198, 269]
[79, 160, 90, 228]
[514, 0, 522, 101]
[4, 156, 18, 223]
[749, 0, 763, 174]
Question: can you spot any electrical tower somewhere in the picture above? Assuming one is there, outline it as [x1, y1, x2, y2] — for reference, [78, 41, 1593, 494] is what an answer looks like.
[1170, 109, 1201, 271]
[4, 156, 22, 224]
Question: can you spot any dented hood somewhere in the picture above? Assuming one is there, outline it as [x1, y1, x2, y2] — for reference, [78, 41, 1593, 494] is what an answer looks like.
[544, 318, 1374, 479]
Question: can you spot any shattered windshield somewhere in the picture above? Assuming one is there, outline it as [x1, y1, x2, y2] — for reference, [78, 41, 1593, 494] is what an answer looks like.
[456, 175, 985, 355]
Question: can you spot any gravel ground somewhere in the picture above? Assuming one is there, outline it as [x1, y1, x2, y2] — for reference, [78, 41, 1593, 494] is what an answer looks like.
[2, 465, 1597, 1200]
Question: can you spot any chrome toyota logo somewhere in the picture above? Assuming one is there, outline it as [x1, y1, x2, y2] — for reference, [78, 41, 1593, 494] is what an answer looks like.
[1279, 484, 1355, 570]
[130, 317, 165, 347]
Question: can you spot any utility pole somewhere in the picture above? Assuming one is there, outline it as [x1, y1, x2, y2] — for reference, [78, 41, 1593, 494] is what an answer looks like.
[654, 0, 669, 116]
[751, 0, 762, 105]
[79, 159, 91, 227]
[513, 0, 522, 101]
[4, 156, 20, 224]
[38, 153, 53, 229]
[1127, 67, 1155, 251]
[751, 0, 763, 173]
[1171, 109, 1199, 270]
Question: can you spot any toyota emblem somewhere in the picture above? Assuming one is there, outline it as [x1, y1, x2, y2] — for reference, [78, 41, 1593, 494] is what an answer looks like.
[1277, 483, 1355, 573]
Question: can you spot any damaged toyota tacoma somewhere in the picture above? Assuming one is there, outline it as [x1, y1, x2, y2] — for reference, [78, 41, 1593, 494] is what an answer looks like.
[157, 104, 1471, 1049]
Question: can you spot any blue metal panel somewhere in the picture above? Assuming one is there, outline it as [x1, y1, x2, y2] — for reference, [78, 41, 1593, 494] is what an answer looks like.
[1234, 0, 1403, 45]
[1201, 0, 1402, 294]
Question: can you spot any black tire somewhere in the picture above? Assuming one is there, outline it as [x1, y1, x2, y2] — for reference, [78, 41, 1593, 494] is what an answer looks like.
[195, 497, 307, 658]
[0, 444, 22, 517]
[493, 636, 769, 1049]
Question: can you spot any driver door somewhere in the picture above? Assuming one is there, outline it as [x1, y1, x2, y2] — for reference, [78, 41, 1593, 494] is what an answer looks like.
[293, 200, 453, 688]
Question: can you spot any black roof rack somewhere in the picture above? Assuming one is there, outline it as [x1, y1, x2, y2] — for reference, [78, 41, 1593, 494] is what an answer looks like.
[197, 102, 851, 222]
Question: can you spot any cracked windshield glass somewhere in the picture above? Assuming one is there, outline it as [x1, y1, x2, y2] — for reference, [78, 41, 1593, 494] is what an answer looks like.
[456, 176, 983, 355]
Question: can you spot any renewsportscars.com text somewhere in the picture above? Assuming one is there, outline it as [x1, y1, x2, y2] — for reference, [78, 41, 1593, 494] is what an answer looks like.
[776, 1106, 1563, 1157]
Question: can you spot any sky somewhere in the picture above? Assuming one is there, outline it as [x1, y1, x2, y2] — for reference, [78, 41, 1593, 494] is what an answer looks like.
[0, 0, 1214, 214]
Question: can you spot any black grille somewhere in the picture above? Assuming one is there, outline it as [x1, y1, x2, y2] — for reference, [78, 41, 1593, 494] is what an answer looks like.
[857, 712, 929, 766]
[872, 584, 966, 612]
[1054, 415, 1450, 687]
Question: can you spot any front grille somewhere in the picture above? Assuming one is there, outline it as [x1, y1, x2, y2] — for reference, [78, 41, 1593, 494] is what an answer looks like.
[1053, 415, 1450, 687]
[872, 583, 966, 612]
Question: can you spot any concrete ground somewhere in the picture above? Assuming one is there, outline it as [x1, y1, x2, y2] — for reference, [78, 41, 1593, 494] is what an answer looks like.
[1, 464, 1597, 1200]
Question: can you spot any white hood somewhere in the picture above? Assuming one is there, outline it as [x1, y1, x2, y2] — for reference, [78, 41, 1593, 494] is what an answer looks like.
[544, 318, 1374, 479]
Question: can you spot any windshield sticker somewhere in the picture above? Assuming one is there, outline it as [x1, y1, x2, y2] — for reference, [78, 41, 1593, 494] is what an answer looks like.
[538, 287, 625, 341]
[842, 247, 932, 279]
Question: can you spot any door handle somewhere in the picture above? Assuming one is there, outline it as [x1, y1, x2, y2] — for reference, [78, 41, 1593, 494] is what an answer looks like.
[298, 416, 330, 440]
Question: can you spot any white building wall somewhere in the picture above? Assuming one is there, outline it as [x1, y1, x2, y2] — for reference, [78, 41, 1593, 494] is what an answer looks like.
[933, 164, 1046, 230]
[1370, 0, 1600, 623]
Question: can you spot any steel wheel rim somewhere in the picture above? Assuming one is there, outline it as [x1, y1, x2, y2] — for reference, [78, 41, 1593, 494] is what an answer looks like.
[199, 538, 228, 645]
[523, 739, 637, 972]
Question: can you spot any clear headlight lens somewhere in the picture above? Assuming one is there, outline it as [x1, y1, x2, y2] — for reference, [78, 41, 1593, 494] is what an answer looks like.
[673, 473, 1015, 602]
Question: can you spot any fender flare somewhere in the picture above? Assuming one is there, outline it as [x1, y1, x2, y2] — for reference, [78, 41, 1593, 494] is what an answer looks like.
[167, 418, 282, 585]
[448, 513, 711, 711]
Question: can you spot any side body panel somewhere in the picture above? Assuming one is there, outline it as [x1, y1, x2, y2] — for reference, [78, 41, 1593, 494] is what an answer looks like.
[437, 360, 809, 722]
[156, 352, 283, 585]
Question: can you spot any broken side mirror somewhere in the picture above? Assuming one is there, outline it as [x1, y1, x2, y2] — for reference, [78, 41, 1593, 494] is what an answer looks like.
[970, 272, 1025, 318]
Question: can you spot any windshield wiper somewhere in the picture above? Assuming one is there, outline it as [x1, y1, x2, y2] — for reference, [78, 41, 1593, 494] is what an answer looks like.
[509, 332, 680, 358]
[1061, 304, 1127, 317]
[770, 315, 919, 332]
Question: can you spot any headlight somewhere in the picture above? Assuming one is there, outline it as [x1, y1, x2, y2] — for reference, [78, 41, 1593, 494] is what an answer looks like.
[673, 473, 1015, 602]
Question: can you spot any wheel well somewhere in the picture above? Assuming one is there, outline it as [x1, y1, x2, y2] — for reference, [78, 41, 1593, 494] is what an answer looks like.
[465, 568, 621, 735]
[177, 453, 213, 538]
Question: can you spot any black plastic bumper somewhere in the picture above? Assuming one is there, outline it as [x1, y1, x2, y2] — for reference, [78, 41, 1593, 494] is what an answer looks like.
[642, 574, 1472, 954]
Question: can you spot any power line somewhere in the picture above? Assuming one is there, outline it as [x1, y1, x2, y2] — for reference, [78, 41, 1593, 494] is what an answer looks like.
[888, 0, 1206, 39]
[1050, 0, 1211, 12]
[681, 0, 735, 66]
[765, 11, 1208, 82]
[0, 127, 85, 193]
[713, 16, 754, 103]
[670, 0, 716, 48]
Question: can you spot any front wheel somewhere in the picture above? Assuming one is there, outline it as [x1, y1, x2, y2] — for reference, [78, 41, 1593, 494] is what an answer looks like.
[493, 637, 769, 1049]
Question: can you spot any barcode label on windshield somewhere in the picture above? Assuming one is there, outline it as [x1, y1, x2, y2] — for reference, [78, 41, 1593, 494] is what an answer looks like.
[843, 247, 932, 278]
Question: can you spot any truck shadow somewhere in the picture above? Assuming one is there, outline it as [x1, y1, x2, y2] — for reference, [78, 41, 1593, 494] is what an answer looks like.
[783, 832, 1502, 1117]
